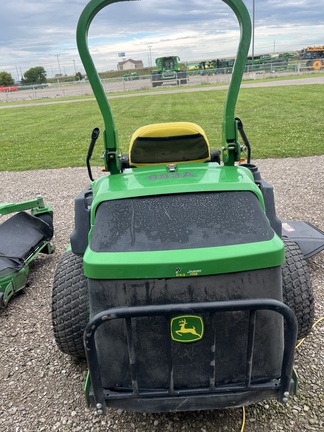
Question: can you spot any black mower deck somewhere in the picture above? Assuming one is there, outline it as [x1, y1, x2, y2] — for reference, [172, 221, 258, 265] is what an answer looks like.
[0, 210, 54, 306]
[282, 221, 324, 259]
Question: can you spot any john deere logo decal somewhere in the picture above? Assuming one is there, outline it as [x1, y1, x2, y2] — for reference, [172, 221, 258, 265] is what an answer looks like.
[171, 315, 204, 343]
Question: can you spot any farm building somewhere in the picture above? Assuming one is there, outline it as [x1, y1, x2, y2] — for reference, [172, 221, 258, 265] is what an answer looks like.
[117, 59, 143, 71]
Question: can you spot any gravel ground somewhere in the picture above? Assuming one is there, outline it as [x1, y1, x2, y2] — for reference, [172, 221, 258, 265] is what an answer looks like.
[0, 156, 323, 432]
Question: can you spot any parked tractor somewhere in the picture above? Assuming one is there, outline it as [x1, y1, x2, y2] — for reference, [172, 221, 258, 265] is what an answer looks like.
[150, 56, 188, 87]
[299, 45, 324, 70]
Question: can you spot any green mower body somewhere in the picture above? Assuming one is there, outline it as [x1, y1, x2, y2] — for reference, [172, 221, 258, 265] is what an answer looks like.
[52, 0, 323, 415]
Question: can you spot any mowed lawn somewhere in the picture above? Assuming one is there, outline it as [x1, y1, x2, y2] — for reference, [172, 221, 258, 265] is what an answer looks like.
[1, 84, 323, 171]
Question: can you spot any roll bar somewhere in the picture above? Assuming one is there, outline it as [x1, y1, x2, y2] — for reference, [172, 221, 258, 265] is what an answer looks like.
[76, 0, 251, 172]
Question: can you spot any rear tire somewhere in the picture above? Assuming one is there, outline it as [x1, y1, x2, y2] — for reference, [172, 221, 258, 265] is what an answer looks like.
[282, 239, 314, 340]
[52, 251, 89, 359]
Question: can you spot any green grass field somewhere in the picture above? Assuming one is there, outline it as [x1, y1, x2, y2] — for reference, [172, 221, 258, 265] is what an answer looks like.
[1, 84, 323, 171]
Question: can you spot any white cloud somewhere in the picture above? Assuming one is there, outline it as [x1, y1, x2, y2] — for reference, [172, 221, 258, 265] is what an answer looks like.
[0, 0, 323, 79]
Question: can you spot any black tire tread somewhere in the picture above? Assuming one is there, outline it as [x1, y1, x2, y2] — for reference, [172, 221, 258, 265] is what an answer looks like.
[52, 251, 89, 358]
[282, 239, 314, 340]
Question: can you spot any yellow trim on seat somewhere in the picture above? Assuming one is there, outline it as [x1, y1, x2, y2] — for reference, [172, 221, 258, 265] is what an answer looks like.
[129, 122, 210, 167]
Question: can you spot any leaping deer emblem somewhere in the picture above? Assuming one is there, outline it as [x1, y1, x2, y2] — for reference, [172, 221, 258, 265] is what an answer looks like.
[175, 318, 201, 337]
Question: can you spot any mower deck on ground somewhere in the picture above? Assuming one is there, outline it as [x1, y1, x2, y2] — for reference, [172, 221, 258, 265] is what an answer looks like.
[0, 196, 54, 307]
[52, 0, 323, 415]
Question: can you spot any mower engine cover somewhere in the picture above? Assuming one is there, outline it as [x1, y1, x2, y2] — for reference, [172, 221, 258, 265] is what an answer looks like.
[84, 163, 283, 279]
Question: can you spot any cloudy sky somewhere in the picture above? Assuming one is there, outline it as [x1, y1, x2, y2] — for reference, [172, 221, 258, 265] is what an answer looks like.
[1, 0, 323, 80]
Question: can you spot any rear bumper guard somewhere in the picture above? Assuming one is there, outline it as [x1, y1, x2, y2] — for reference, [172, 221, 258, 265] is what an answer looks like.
[84, 299, 297, 414]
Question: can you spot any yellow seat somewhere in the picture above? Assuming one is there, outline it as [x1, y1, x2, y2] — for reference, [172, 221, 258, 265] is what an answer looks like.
[129, 122, 210, 167]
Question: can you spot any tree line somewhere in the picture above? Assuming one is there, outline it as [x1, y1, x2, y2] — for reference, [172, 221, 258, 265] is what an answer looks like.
[0, 67, 83, 86]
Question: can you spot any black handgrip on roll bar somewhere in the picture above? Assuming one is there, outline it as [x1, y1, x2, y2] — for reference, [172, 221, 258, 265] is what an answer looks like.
[235, 117, 251, 163]
[86, 127, 100, 181]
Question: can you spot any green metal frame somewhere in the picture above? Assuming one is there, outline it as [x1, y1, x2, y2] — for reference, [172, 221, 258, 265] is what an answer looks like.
[0, 196, 53, 217]
[76, 0, 252, 172]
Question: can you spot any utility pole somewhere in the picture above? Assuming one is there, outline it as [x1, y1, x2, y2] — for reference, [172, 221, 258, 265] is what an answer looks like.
[147, 45, 152, 68]
[56, 54, 62, 75]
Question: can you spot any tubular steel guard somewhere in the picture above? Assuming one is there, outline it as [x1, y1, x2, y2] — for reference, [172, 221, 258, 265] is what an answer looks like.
[76, 0, 252, 172]
[84, 299, 297, 414]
